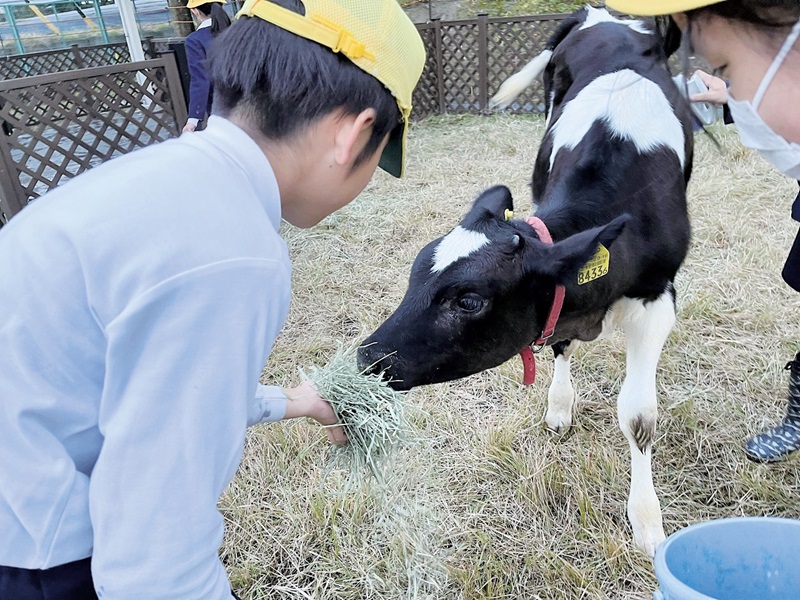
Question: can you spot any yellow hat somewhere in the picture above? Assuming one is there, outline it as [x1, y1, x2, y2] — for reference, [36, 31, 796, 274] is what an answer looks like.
[236, 0, 426, 178]
[605, 0, 726, 16]
[186, 0, 226, 9]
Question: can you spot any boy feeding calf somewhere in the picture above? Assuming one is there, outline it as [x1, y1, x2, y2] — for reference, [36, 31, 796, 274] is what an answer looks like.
[359, 7, 693, 556]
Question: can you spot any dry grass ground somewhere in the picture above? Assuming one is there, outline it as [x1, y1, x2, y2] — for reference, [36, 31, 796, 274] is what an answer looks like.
[220, 114, 800, 599]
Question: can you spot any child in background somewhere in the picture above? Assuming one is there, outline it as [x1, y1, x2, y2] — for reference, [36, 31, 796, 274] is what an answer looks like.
[182, 0, 231, 132]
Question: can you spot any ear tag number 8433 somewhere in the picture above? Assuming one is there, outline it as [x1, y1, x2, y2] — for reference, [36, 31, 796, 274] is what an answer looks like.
[578, 244, 609, 285]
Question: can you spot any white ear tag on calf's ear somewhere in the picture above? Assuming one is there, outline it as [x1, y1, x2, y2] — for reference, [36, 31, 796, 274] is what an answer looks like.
[578, 244, 610, 285]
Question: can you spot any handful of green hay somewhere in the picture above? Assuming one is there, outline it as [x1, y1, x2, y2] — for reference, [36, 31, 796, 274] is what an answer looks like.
[302, 347, 417, 482]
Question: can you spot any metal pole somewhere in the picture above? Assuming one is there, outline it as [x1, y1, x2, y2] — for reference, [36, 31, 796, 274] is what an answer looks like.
[428, 0, 431, 22]
[93, 0, 109, 43]
[116, 0, 145, 62]
[4, 6, 25, 55]
[53, 2, 67, 47]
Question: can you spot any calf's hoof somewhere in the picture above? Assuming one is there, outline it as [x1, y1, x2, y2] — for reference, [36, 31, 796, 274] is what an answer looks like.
[545, 409, 572, 435]
[633, 525, 666, 558]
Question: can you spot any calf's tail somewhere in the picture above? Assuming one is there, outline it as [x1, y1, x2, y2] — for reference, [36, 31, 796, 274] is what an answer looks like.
[489, 49, 553, 110]
[489, 8, 588, 110]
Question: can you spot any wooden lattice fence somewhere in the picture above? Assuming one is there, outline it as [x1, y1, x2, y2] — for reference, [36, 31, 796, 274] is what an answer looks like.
[143, 14, 568, 121]
[413, 14, 565, 118]
[0, 13, 706, 225]
[0, 43, 130, 80]
[0, 56, 187, 223]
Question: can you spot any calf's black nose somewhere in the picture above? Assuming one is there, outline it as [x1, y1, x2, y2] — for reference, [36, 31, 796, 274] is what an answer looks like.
[356, 343, 388, 376]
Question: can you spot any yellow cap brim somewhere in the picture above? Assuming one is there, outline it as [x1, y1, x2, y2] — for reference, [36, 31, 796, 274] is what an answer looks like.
[186, 0, 226, 8]
[378, 114, 407, 178]
[606, 0, 726, 16]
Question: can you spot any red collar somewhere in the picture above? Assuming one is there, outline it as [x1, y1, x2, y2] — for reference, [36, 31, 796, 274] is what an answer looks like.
[519, 216, 565, 385]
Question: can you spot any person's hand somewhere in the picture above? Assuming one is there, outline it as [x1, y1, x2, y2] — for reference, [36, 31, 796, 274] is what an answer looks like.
[283, 381, 348, 445]
[690, 69, 728, 105]
[182, 121, 197, 133]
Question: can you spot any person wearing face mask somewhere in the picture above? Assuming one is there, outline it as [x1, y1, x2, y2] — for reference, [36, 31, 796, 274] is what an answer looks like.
[607, 0, 800, 463]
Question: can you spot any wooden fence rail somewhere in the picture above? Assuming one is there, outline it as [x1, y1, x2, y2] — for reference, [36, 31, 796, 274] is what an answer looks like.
[0, 55, 187, 223]
[0, 43, 131, 80]
[413, 14, 566, 118]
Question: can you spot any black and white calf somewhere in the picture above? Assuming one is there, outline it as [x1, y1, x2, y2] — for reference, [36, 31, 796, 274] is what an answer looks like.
[358, 7, 693, 556]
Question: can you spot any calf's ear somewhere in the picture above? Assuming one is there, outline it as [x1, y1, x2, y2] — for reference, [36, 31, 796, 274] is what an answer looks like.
[530, 214, 629, 283]
[464, 185, 514, 224]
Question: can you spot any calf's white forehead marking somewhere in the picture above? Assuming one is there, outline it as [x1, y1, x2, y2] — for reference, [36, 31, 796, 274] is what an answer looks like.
[579, 5, 652, 35]
[549, 69, 685, 171]
[431, 226, 490, 273]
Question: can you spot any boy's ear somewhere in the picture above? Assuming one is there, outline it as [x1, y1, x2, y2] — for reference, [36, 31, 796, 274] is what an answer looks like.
[333, 108, 377, 167]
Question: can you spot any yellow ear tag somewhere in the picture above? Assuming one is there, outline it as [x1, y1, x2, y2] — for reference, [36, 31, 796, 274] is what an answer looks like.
[504, 209, 514, 221]
[578, 244, 610, 285]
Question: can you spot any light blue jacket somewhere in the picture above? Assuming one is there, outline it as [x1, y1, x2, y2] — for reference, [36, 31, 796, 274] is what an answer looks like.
[0, 117, 290, 599]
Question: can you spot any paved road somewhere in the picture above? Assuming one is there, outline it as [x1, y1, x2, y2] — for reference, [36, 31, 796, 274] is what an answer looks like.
[0, 0, 184, 40]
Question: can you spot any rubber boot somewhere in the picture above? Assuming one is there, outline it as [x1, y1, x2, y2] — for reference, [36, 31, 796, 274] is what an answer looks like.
[745, 352, 800, 463]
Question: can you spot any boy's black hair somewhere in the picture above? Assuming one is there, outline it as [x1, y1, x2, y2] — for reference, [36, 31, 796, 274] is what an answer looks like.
[208, 0, 401, 169]
[194, 3, 231, 36]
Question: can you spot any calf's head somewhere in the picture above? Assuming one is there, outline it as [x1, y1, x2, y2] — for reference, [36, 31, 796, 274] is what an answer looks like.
[358, 185, 628, 390]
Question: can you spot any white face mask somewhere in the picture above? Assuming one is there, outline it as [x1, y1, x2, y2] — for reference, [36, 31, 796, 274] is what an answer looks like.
[726, 19, 800, 180]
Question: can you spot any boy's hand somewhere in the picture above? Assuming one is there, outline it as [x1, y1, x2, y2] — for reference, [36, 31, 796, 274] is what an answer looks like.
[283, 381, 348, 445]
[690, 70, 728, 105]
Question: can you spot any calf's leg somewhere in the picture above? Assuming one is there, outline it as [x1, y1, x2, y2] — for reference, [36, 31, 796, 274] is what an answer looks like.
[545, 340, 579, 433]
[617, 291, 674, 557]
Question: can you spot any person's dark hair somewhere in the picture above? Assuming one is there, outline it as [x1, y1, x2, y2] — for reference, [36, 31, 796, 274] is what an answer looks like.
[194, 2, 231, 36]
[208, 0, 400, 168]
[688, 1, 800, 35]
[654, 15, 683, 57]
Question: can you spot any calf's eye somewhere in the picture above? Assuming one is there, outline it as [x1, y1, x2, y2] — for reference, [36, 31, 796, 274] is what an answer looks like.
[457, 293, 485, 313]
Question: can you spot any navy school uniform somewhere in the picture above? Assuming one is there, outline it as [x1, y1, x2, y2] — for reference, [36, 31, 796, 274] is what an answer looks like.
[185, 23, 214, 126]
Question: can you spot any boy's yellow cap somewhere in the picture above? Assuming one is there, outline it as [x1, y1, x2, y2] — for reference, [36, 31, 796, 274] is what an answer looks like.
[237, 0, 426, 178]
[605, 0, 726, 16]
[186, 0, 225, 9]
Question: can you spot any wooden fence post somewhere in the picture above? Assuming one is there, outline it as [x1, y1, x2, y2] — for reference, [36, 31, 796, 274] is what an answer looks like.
[0, 139, 27, 222]
[70, 44, 85, 70]
[433, 18, 445, 114]
[478, 13, 489, 113]
[143, 36, 156, 60]
[162, 52, 188, 129]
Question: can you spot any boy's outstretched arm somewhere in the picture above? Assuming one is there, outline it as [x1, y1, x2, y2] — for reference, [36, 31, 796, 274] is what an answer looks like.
[284, 381, 348, 445]
[249, 382, 347, 444]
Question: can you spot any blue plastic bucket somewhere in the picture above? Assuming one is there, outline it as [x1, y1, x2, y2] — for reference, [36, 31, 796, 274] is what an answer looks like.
[653, 517, 800, 600]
